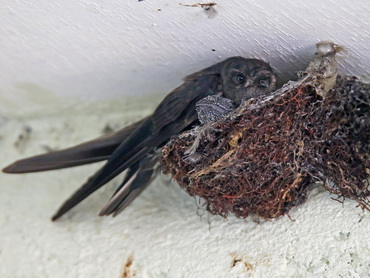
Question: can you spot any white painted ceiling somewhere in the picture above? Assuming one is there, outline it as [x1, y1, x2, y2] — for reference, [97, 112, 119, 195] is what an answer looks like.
[1, 0, 369, 115]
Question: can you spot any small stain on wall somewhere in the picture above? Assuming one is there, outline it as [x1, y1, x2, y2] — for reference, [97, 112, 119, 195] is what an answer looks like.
[122, 255, 135, 278]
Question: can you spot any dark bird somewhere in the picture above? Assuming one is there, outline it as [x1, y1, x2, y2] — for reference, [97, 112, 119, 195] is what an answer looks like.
[3, 57, 277, 220]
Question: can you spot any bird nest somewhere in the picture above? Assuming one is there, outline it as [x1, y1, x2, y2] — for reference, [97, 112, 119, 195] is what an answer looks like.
[161, 43, 370, 220]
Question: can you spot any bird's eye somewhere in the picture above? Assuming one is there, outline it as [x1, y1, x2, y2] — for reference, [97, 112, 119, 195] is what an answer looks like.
[232, 73, 246, 84]
[257, 78, 270, 88]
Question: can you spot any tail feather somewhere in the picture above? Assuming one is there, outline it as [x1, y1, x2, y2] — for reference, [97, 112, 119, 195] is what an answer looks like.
[2, 118, 145, 173]
[99, 154, 159, 216]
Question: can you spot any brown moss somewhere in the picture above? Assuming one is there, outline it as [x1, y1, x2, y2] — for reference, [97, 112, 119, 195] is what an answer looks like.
[161, 76, 370, 219]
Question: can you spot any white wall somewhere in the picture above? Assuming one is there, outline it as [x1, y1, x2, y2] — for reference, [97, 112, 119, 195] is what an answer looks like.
[0, 1, 369, 277]
[1, 0, 369, 116]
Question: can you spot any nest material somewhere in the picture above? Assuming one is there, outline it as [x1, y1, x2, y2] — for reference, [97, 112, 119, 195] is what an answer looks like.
[161, 43, 370, 220]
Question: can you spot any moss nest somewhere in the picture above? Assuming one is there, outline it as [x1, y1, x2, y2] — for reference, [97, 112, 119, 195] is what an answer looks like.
[161, 43, 370, 220]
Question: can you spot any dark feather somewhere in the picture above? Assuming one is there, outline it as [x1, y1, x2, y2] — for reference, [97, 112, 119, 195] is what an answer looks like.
[50, 73, 220, 220]
[3, 118, 146, 173]
[99, 153, 159, 216]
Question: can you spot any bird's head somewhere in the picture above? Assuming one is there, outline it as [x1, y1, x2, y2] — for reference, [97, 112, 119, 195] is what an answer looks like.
[221, 57, 277, 105]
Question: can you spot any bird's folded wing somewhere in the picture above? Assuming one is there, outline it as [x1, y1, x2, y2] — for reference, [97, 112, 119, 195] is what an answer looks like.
[51, 105, 198, 220]
[50, 74, 221, 219]
[67, 74, 221, 191]
[152, 69, 221, 131]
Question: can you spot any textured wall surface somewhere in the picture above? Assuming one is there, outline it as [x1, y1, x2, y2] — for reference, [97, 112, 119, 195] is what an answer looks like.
[0, 1, 369, 277]
[1, 109, 369, 278]
[1, 0, 369, 115]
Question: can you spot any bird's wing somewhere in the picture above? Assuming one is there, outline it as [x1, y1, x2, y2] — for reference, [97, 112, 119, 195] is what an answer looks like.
[51, 73, 221, 220]
[2, 118, 147, 173]
[151, 60, 225, 130]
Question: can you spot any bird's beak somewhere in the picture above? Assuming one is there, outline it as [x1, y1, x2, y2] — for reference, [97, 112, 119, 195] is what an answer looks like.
[244, 79, 253, 88]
